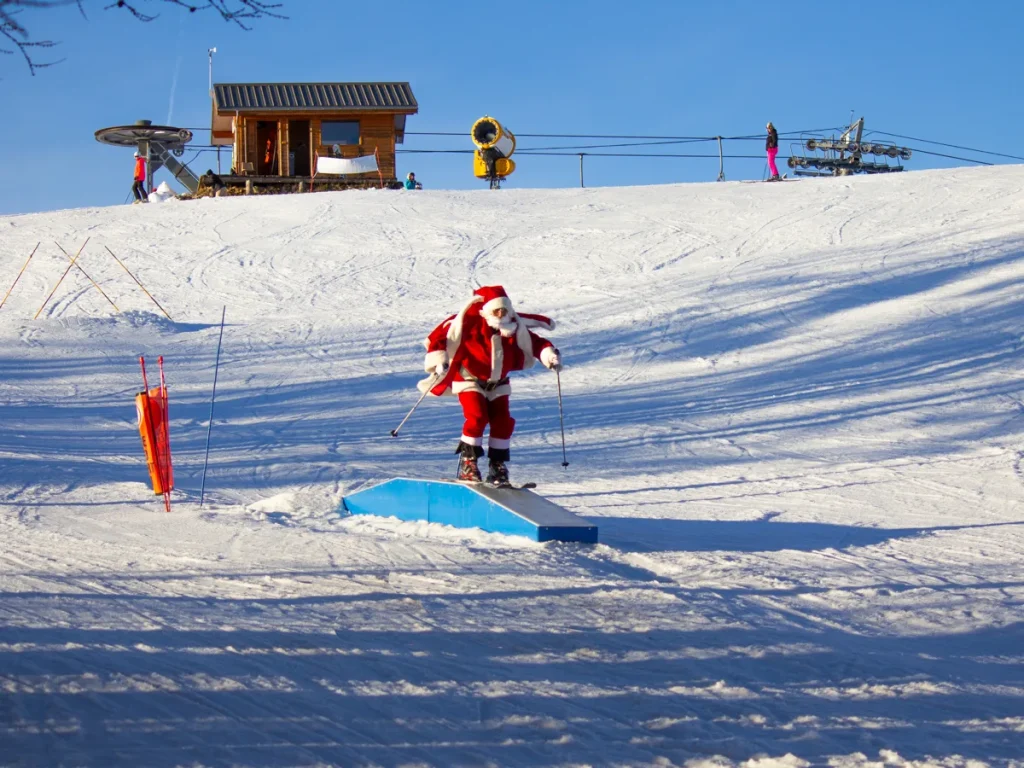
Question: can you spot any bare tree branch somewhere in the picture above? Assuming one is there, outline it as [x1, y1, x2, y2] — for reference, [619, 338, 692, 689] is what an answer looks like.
[0, 0, 285, 75]
[0, 7, 63, 75]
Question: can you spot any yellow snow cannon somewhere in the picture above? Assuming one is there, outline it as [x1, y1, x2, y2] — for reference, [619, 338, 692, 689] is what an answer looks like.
[472, 116, 516, 189]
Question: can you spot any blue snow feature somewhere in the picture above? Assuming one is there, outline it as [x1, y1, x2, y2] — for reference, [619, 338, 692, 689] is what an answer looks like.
[340, 478, 598, 543]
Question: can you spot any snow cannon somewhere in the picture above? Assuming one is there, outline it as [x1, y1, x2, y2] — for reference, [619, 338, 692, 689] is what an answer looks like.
[472, 116, 516, 189]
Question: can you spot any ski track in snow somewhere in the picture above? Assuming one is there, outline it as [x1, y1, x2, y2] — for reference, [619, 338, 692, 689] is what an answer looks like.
[0, 167, 1023, 767]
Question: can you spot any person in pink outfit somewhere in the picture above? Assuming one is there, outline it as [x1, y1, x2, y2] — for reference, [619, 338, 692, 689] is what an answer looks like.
[766, 122, 781, 181]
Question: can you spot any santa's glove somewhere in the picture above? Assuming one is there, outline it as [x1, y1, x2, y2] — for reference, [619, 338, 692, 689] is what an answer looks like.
[540, 347, 562, 371]
[424, 351, 449, 375]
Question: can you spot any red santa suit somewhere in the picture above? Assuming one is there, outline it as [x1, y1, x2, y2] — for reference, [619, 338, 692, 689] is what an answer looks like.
[420, 285, 561, 462]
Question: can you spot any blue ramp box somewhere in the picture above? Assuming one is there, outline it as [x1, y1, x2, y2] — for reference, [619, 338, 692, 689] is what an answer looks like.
[341, 478, 597, 544]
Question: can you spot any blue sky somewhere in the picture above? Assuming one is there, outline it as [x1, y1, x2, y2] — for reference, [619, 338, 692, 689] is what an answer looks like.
[1, 0, 1021, 214]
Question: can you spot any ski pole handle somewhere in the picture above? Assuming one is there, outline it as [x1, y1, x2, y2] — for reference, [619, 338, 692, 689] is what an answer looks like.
[390, 371, 440, 437]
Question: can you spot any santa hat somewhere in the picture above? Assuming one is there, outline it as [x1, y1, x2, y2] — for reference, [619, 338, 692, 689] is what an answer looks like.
[474, 285, 514, 317]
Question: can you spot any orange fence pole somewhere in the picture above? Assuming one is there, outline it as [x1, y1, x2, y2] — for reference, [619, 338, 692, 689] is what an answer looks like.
[0, 242, 40, 311]
[156, 355, 173, 512]
[136, 355, 174, 512]
[53, 241, 119, 313]
[34, 237, 90, 319]
[104, 246, 172, 321]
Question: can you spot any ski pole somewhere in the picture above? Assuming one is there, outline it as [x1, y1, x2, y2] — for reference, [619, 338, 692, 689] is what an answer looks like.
[390, 371, 440, 437]
[555, 368, 569, 468]
[200, 306, 227, 507]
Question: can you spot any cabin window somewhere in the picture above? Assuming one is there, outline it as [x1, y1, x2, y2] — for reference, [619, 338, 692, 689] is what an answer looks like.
[321, 121, 360, 146]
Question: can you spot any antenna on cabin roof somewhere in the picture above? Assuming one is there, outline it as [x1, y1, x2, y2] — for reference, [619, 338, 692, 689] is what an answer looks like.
[787, 117, 912, 177]
[208, 47, 217, 99]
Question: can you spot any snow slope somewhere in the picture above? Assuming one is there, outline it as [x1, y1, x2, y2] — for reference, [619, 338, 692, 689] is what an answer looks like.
[0, 166, 1022, 767]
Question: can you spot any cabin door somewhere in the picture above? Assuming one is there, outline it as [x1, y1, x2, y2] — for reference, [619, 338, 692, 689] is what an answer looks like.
[289, 120, 311, 177]
[256, 121, 277, 175]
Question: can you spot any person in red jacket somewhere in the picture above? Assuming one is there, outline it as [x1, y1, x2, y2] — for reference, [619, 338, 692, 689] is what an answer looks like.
[132, 151, 147, 203]
[420, 285, 562, 485]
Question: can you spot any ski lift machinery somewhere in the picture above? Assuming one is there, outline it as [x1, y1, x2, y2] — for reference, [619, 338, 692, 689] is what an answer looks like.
[788, 117, 912, 177]
[95, 119, 199, 193]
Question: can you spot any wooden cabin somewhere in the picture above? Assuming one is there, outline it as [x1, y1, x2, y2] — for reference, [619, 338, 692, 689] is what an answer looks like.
[209, 82, 418, 192]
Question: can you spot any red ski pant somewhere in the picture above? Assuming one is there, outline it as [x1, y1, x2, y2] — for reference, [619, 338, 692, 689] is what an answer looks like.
[458, 392, 514, 450]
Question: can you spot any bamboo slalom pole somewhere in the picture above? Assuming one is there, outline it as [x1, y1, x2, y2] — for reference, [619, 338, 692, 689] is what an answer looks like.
[103, 246, 172, 320]
[34, 237, 90, 319]
[0, 242, 40, 311]
[53, 241, 120, 313]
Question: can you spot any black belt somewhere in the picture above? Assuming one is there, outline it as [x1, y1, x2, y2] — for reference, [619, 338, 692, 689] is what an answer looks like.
[477, 377, 509, 392]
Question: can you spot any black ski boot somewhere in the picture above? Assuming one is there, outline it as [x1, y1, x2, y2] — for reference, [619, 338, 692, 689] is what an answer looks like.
[486, 460, 510, 487]
[456, 442, 483, 482]
[486, 446, 511, 487]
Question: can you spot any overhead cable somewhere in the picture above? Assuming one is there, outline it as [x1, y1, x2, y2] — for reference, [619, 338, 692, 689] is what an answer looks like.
[868, 130, 1024, 163]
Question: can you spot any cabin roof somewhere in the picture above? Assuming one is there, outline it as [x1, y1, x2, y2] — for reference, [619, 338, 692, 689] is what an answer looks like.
[214, 82, 418, 113]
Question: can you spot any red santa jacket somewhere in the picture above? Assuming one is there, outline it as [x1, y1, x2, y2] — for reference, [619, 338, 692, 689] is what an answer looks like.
[420, 296, 556, 397]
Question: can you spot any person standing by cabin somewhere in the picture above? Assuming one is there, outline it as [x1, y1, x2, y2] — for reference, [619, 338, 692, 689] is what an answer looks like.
[766, 122, 781, 181]
[404, 172, 422, 190]
[131, 151, 147, 203]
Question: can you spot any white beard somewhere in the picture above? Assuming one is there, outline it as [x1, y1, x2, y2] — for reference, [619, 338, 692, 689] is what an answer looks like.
[484, 313, 518, 337]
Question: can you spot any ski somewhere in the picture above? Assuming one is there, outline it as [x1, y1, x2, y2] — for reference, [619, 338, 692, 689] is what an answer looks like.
[740, 174, 790, 184]
[494, 481, 537, 491]
[450, 478, 537, 490]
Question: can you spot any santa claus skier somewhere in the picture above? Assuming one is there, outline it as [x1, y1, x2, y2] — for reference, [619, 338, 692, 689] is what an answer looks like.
[419, 285, 562, 485]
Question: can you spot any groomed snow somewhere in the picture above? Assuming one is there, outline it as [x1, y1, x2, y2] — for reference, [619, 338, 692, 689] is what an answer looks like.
[1, 166, 1022, 767]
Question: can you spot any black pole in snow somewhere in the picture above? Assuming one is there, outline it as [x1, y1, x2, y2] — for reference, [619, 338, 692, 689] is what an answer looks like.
[200, 306, 227, 507]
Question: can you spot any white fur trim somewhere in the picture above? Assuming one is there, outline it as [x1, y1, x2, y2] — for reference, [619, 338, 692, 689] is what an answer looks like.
[481, 296, 513, 316]
[424, 350, 447, 373]
[540, 346, 559, 368]
[417, 373, 441, 394]
[490, 333, 503, 381]
[488, 436, 511, 450]
[460, 434, 484, 447]
[445, 296, 484, 361]
[515, 322, 536, 369]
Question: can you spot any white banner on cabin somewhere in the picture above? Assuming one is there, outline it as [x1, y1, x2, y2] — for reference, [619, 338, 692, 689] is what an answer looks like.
[316, 154, 379, 175]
